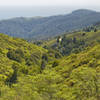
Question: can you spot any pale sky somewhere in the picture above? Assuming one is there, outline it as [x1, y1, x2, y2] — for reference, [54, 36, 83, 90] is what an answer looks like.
[0, 0, 100, 20]
[0, 0, 100, 6]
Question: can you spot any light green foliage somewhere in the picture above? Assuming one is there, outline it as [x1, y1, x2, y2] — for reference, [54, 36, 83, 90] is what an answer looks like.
[0, 33, 46, 83]
[0, 28, 100, 100]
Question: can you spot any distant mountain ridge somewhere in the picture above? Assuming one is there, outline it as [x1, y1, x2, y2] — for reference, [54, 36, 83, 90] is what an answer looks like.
[0, 9, 100, 40]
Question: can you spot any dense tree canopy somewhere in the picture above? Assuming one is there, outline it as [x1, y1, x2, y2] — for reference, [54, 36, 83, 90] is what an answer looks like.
[0, 24, 100, 100]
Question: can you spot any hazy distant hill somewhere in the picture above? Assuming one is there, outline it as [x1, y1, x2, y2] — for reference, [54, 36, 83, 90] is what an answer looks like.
[1, 9, 100, 39]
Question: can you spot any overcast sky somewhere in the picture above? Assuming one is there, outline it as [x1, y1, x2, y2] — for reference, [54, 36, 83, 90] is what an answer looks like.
[0, 0, 100, 6]
[0, 0, 100, 20]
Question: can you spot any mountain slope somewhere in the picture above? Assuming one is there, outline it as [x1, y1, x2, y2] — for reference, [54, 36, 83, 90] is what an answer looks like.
[1, 9, 100, 39]
[0, 33, 47, 85]
[41, 25, 100, 56]
[0, 30, 100, 100]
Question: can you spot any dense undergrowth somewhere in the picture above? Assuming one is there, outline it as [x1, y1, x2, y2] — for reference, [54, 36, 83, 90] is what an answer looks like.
[0, 26, 100, 100]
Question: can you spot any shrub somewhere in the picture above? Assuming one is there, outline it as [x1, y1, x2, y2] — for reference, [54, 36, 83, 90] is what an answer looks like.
[42, 53, 48, 62]
[7, 49, 24, 63]
[41, 60, 46, 70]
[52, 60, 59, 67]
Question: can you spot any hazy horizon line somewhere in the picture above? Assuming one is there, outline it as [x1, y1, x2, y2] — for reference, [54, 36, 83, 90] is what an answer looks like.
[0, 7, 100, 20]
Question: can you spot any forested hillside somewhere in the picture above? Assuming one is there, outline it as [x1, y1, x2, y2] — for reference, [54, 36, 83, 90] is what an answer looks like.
[1, 9, 100, 39]
[0, 24, 100, 100]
